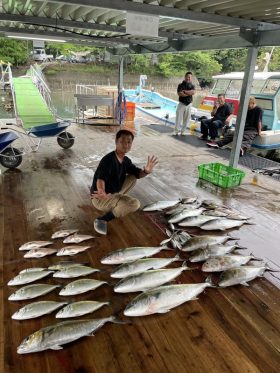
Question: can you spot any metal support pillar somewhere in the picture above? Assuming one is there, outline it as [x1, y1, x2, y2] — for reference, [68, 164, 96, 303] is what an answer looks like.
[229, 46, 258, 168]
[118, 56, 124, 95]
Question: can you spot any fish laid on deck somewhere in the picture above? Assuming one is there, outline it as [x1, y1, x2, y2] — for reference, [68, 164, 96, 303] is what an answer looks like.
[12, 301, 67, 320]
[168, 207, 205, 224]
[56, 301, 110, 318]
[19, 267, 46, 273]
[143, 200, 181, 211]
[201, 254, 261, 272]
[200, 218, 250, 231]
[56, 246, 91, 256]
[53, 265, 100, 278]
[124, 278, 214, 316]
[178, 215, 218, 227]
[18, 241, 53, 251]
[114, 263, 191, 293]
[111, 254, 182, 278]
[59, 279, 107, 296]
[8, 270, 54, 286]
[8, 284, 60, 301]
[189, 244, 246, 262]
[101, 246, 171, 265]
[179, 235, 236, 252]
[63, 233, 94, 244]
[17, 316, 118, 353]
[218, 265, 277, 287]
[23, 248, 57, 258]
[51, 229, 79, 239]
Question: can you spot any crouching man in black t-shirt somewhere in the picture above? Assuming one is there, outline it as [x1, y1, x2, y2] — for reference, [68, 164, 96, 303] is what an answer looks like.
[90, 129, 158, 235]
[206, 96, 263, 156]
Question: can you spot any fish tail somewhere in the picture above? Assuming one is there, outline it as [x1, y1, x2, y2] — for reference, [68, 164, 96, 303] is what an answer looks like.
[110, 315, 128, 325]
[205, 275, 216, 288]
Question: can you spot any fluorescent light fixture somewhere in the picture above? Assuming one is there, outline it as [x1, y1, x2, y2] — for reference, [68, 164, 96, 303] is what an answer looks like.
[6, 34, 66, 43]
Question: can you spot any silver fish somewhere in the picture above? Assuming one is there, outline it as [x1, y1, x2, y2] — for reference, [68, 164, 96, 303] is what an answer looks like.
[8, 270, 54, 286]
[114, 263, 191, 293]
[8, 284, 60, 301]
[59, 279, 107, 296]
[161, 230, 191, 250]
[111, 254, 182, 279]
[178, 215, 218, 227]
[56, 246, 91, 256]
[56, 301, 109, 318]
[164, 202, 200, 216]
[51, 229, 79, 239]
[12, 301, 67, 320]
[142, 200, 180, 212]
[189, 244, 246, 262]
[17, 316, 118, 353]
[19, 267, 46, 274]
[124, 278, 213, 316]
[19, 241, 53, 251]
[180, 235, 233, 252]
[53, 265, 99, 278]
[202, 254, 258, 272]
[101, 246, 171, 265]
[48, 262, 85, 271]
[200, 219, 248, 231]
[181, 197, 198, 204]
[218, 265, 276, 287]
[168, 208, 205, 224]
[63, 234, 94, 244]
[24, 248, 57, 258]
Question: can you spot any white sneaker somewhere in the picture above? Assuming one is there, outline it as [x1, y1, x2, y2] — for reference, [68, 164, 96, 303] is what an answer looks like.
[181, 132, 187, 136]
[172, 131, 179, 136]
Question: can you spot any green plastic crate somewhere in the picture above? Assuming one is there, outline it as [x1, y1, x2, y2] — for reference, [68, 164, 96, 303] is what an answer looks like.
[198, 162, 245, 188]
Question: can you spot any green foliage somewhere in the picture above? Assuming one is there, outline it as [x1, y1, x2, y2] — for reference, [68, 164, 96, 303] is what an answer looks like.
[46, 42, 103, 57]
[0, 38, 29, 65]
[213, 49, 247, 73]
[156, 52, 221, 82]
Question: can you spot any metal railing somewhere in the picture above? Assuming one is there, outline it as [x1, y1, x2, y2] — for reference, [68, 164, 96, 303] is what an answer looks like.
[75, 84, 97, 95]
[29, 64, 56, 115]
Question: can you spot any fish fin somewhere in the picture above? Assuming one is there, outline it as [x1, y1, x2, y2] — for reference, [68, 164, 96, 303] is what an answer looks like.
[165, 229, 172, 237]
[160, 238, 171, 245]
[191, 297, 199, 301]
[250, 253, 263, 261]
[205, 275, 216, 287]
[168, 223, 175, 232]
[241, 282, 250, 286]
[51, 345, 63, 350]
[157, 309, 170, 314]
[227, 235, 240, 240]
[161, 246, 173, 251]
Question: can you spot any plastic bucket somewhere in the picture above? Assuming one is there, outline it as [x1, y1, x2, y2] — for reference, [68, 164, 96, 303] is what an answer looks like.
[126, 102, 136, 120]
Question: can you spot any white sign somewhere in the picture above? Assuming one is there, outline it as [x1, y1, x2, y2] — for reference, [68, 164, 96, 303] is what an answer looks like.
[126, 12, 159, 37]
[33, 40, 45, 48]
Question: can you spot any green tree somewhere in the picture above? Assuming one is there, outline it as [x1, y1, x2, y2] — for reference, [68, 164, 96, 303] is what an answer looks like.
[213, 49, 247, 73]
[0, 38, 29, 65]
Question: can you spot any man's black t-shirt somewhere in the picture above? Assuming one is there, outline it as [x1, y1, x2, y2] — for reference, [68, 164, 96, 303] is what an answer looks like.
[245, 105, 263, 130]
[213, 103, 232, 123]
[90, 151, 141, 194]
[177, 81, 195, 106]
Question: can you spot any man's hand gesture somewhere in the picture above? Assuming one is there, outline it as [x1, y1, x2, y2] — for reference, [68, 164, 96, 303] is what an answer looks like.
[144, 155, 159, 174]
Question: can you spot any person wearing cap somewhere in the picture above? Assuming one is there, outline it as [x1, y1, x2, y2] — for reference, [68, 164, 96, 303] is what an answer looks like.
[90, 129, 158, 235]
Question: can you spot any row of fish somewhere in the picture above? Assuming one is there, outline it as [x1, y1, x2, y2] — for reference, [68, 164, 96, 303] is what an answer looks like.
[143, 198, 250, 231]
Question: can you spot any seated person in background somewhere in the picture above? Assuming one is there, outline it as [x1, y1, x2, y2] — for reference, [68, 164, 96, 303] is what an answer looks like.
[207, 96, 263, 156]
[200, 94, 233, 140]
[90, 129, 158, 235]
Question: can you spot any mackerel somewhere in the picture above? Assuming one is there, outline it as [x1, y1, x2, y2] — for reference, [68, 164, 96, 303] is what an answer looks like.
[19, 241, 53, 251]
[56, 301, 109, 318]
[8, 284, 60, 301]
[8, 270, 54, 286]
[111, 254, 182, 278]
[114, 263, 191, 293]
[143, 200, 180, 212]
[53, 265, 99, 278]
[202, 254, 260, 272]
[189, 244, 246, 262]
[12, 301, 67, 320]
[180, 235, 234, 252]
[101, 246, 171, 265]
[124, 278, 214, 316]
[17, 316, 118, 353]
[59, 279, 107, 296]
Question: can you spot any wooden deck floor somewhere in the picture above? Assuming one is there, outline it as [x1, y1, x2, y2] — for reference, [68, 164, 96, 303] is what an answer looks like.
[1, 118, 280, 373]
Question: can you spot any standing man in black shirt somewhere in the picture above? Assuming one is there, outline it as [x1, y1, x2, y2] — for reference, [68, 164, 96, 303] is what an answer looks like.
[200, 94, 233, 140]
[173, 72, 195, 136]
[90, 129, 158, 235]
[206, 96, 263, 156]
